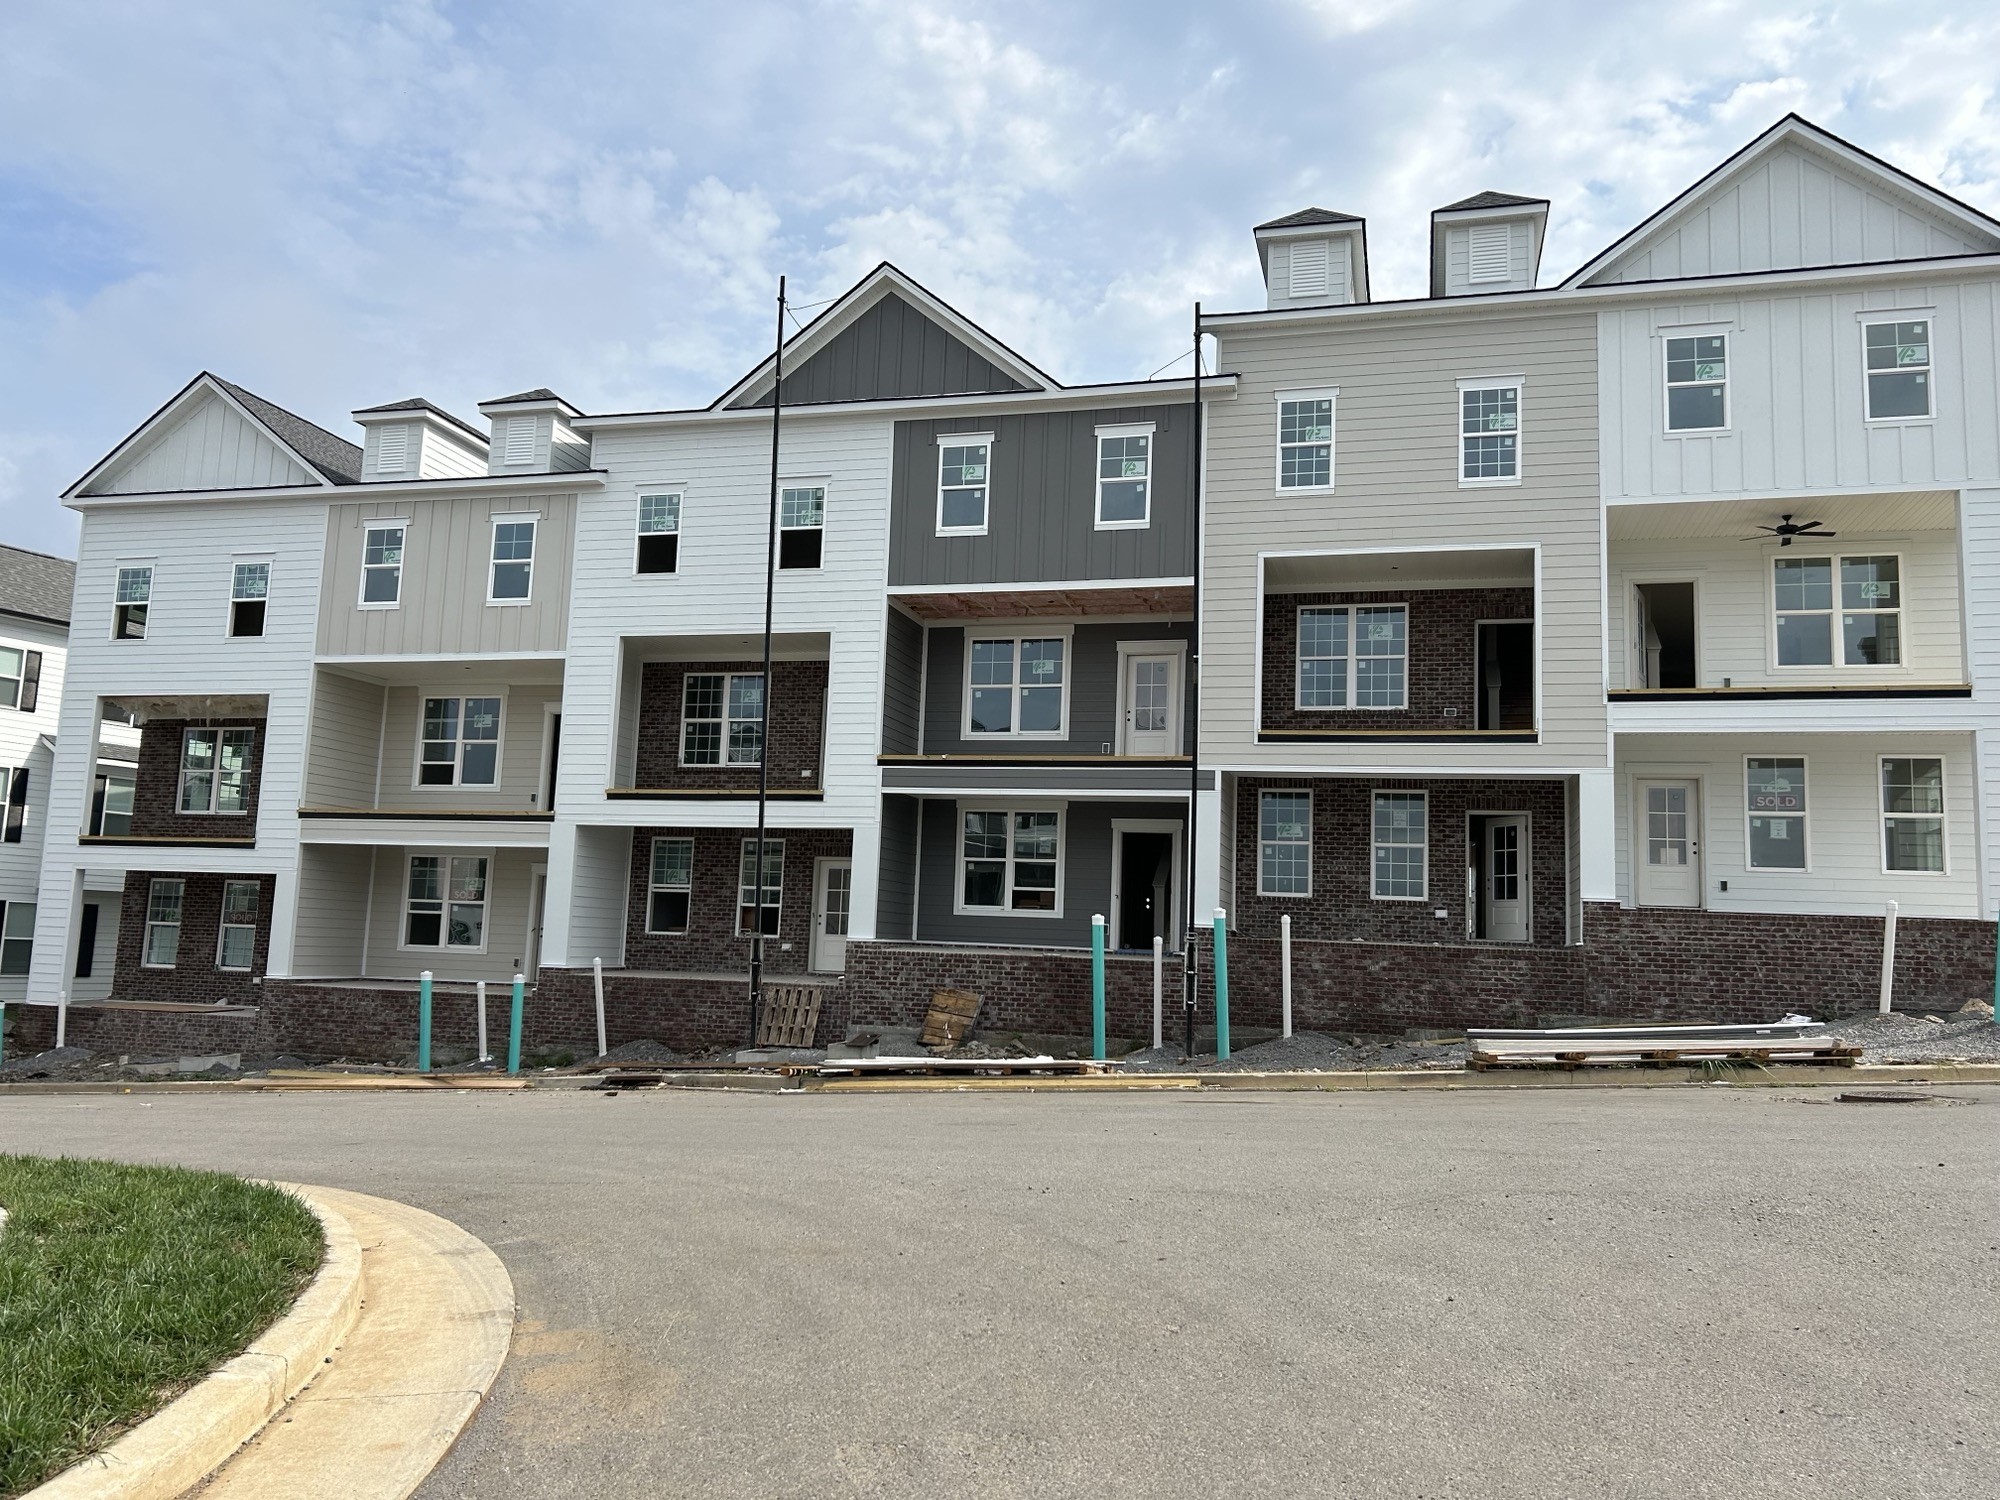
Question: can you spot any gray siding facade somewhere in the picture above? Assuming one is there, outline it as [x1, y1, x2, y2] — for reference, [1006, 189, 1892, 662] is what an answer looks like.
[920, 621, 1194, 755]
[881, 607, 923, 755]
[876, 793, 919, 940]
[733, 292, 1032, 409]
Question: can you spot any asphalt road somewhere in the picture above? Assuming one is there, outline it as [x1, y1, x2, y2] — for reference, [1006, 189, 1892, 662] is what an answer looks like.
[5, 1083, 1994, 1498]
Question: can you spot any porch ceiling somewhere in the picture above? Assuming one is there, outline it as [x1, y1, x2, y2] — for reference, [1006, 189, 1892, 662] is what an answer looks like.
[1607, 490, 1957, 541]
[892, 585, 1193, 620]
[318, 656, 566, 687]
[1263, 548, 1533, 593]
[105, 692, 268, 722]
[624, 631, 829, 662]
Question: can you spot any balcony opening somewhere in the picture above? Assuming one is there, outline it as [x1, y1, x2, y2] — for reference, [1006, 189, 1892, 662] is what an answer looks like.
[1632, 582, 1696, 688]
[1476, 622, 1535, 730]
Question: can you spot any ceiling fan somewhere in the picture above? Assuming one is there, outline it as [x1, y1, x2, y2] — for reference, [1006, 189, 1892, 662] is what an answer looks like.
[1743, 514, 1836, 547]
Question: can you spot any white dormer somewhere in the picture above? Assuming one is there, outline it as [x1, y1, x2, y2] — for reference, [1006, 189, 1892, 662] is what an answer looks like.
[351, 399, 489, 480]
[1430, 193, 1549, 297]
[475, 389, 590, 475]
[1253, 209, 1370, 310]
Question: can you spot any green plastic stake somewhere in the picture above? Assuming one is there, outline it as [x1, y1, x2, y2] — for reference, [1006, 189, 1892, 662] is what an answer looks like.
[1212, 908, 1230, 1060]
[1090, 915, 1107, 1061]
[417, 970, 433, 1073]
[507, 973, 525, 1075]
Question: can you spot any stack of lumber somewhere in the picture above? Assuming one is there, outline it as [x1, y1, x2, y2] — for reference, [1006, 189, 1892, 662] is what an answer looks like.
[920, 988, 981, 1050]
[1467, 1020, 1859, 1071]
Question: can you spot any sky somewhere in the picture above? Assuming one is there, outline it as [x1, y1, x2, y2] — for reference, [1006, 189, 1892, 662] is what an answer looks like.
[2, 0, 1998, 556]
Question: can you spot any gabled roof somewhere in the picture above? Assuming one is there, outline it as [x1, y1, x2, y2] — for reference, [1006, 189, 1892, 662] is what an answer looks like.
[0, 544, 76, 625]
[1436, 191, 1548, 214]
[711, 263, 1056, 411]
[1255, 207, 1362, 232]
[486, 387, 563, 405]
[1564, 113, 2000, 288]
[210, 379, 362, 484]
[352, 397, 487, 444]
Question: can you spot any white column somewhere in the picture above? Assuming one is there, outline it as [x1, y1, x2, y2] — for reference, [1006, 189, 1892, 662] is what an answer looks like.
[845, 803, 882, 944]
[263, 856, 301, 978]
[26, 864, 87, 1006]
[1191, 781, 1223, 920]
[1961, 488, 2000, 920]
[1577, 767, 1617, 903]
[538, 818, 579, 968]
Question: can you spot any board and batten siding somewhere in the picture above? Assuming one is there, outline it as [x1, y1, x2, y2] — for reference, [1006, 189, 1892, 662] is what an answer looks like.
[921, 621, 1193, 755]
[93, 391, 313, 494]
[291, 843, 372, 975]
[1607, 527, 1964, 690]
[1599, 278, 2000, 501]
[375, 682, 559, 812]
[1614, 731, 1979, 918]
[301, 670, 386, 807]
[887, 403, 1199, 586]
[732, 292, 1033, 409]
[317, 492, 577, 656]
[882, 608, 923, 756]
[1204, 308, 1604, 771]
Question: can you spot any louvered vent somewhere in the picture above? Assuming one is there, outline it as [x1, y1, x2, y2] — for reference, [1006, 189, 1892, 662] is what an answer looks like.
[1468, 224, 1512, 283]
[503, 415, 535, 466]
[375, 423, 409, 472]
[1287, 240, 1331, 299]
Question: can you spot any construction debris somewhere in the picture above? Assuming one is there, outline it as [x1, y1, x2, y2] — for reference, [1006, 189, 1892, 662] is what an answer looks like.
[756, 984, 823, 1048]
[1469, 1022, 1859, 1071]
[920, 989, 981, 1050]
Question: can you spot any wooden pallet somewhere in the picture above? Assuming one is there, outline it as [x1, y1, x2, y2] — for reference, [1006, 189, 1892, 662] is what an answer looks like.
[756, 984, 823, 1048]
[1471, 1038, 1861, 1071]
[920, 988, 981, 1049]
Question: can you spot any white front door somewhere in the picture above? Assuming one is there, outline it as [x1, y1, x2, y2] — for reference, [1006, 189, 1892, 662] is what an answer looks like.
[811, 858, 852, 973]
[1124, 654, 1179, 755]
[1484, 816, 1530, 942]
[1635, 780, 1702, 908]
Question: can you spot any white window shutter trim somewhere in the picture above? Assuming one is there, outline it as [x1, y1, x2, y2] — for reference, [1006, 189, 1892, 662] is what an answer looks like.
[1468, 224, 1511, 283]
[1288, 240, 1330, 298]
[376, 423, 408, 471]
[504, 415, 535, 465]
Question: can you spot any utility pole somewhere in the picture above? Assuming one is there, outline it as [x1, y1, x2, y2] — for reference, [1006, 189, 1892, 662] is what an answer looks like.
[1183, 301, 1204, 1060]
[748, 275, 785, 1045]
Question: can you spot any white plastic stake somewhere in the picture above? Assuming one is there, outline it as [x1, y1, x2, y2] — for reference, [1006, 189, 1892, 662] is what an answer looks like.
[1281, 913, 1293, 1039]
[1878, 900, 1899, 1015]
[476, 980, 490, 1063]
[593, 956, 608, 1058]
[55, 992, 68, 1050]
[1151, 936, 1164, 1050]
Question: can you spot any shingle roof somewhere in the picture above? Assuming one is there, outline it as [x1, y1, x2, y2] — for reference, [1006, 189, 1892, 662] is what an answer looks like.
[1254, 207, 1362, 232]
[212, 377, 363, 485]
[484, 388, 564, 405]
[0, 544, 76, 625]
[351, 397, 488, 444]
[1437, 191, 1548, 213]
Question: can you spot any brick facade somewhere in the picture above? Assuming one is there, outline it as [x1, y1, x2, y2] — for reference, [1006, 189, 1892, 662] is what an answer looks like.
[633, 660, 827, 792]
[1233, 775, 1569, 947]
[110, 871, 278, 1004]
[623, 825, 853, 975]
[130, 718, 266, 840]
[1261, 588, 1532, 732]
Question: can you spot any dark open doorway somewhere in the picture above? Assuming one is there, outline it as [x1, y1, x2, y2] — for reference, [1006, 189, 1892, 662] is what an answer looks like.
[1477, 622, 1535, 730]
[1633, 582, 1697, 688]
[1116, 830, 1175, 951]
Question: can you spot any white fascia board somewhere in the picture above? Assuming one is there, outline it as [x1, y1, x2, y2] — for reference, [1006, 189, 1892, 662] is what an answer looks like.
[71, 471, 610, 511]
[577, 377, 1238, 432]
[63, 373, 340, 500]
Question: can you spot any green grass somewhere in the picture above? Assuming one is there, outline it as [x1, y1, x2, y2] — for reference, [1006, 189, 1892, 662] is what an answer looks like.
[0, 1156, 324, 1496]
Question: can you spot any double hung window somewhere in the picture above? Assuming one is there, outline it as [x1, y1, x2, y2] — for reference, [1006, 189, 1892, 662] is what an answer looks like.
[1863, 320, 1931, 420]
[967, 635, 1066, 736]
[636, 492, 681, 574]
[93, 770, 134, 836]
[1745, 757, 1808, 870]
[229, 561, 270, 638]
[0, 645, 41, 711]
[1257, 791, 1312, 897]
[1277, 392, 1334, 490]
[143, 879, 184, 966]
[1881, 757, 1946, 873]
[959, 809, 1061, 913]
[1095, 425, 1153, 528]
[489, 517, 536, 602]
[0, 901, 33, 976]
[1773, 556, 1901, 667]
[114, 565, 152, 639]
[681, 673, 763, 766]
[647, 837, 694, 934]
[737, 838, 783, 935]
[217, 880, 260, 969]
[1296, 605, 1406, 709]
[1665, 334, 1728, 431]
[937, 437, 991, 534]
[179, 729, 253, 814]
[405, 855, 488, 948]
[779, 486, 824, 569]
[420, 697, 501, 786]
[361, 525, 405, 606]
[5, 766, 28, 843]
[1372, 792, 1427, 899]
[1460, 383, 1520, 482]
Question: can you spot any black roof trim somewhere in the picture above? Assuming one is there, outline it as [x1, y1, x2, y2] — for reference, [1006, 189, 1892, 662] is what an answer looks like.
[1254, 207, 1362, 232]
[1435, 191, 1549, 214]
[351, 398, 488, 444]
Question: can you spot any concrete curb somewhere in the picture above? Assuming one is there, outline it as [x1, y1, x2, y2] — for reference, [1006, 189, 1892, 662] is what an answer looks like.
[25, 1187, 365, 1500]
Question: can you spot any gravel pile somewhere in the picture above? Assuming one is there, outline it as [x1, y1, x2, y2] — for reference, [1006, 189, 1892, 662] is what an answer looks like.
[598, 1039, 687, 1065]
[1824, 1008, 2000, 1063]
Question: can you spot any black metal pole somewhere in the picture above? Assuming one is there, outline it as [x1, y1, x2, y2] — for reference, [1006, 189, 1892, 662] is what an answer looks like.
[749, 275, 785, 1045]
[1183, 302, 1203, 1061]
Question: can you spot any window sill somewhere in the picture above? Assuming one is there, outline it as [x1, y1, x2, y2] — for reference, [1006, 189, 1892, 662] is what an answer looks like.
[1458, 478, 1522, 489]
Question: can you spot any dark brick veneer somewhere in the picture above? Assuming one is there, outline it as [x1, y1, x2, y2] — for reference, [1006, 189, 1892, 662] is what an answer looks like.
[130, 718, 266, 839]
[623, 826, 853, 975]
[633, 660, 827, 792]
[1261, 588, 1532, 732]
[110, 871, 277, 1004]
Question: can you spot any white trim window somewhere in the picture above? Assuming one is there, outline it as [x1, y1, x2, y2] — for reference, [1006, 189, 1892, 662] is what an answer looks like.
[113, 564, 152, 639]
[179, 728, 254, 814]
[1881, 757, 1946, 873]
[1665, 334, 1728, 431]
[1745, 757, 1808, 871]
[216, 879, 260, 970]
[3, 765, 25, 844]
[959, 808, 1062, 914]
[1095, 423, 1154, 529]
[681, 673, 763, 766]
[1276, 391, 1335, 491]
[1459, 382, 1521, 484]
[1773, 555, 1901, 667]
[1258, 791, 1312, 897]
[738, 837, 784, 936]
[1371, 792, 1427, 900]
[229, 560, 270, 638]
[0, 644, 39, 712]
[405, 854, 488, 948]
[143, 878, 184, 966]
[647, 836, 694, 934]
[361, 524, 405, 607]
[0, 900, 33, 976]
[489, 515, 536, 602]
[779, 485, 825, 570]
[1863, 319, 1932, 420]
[966, 633, 1067, 737]
[1296, 605, 1406, 709]
[419, 696, 502, 786]
[936, 435, 992, 535]
[636, 492, 682, 575]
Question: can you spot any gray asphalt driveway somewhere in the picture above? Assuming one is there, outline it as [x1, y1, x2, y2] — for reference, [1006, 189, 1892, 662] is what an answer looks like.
[4, 1084, 1993, 1498]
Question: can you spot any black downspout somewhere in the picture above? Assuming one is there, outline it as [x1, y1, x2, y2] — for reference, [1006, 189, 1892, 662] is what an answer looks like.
[1183, 302, 1203, 1060]
[748, 275, 785, 1045]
